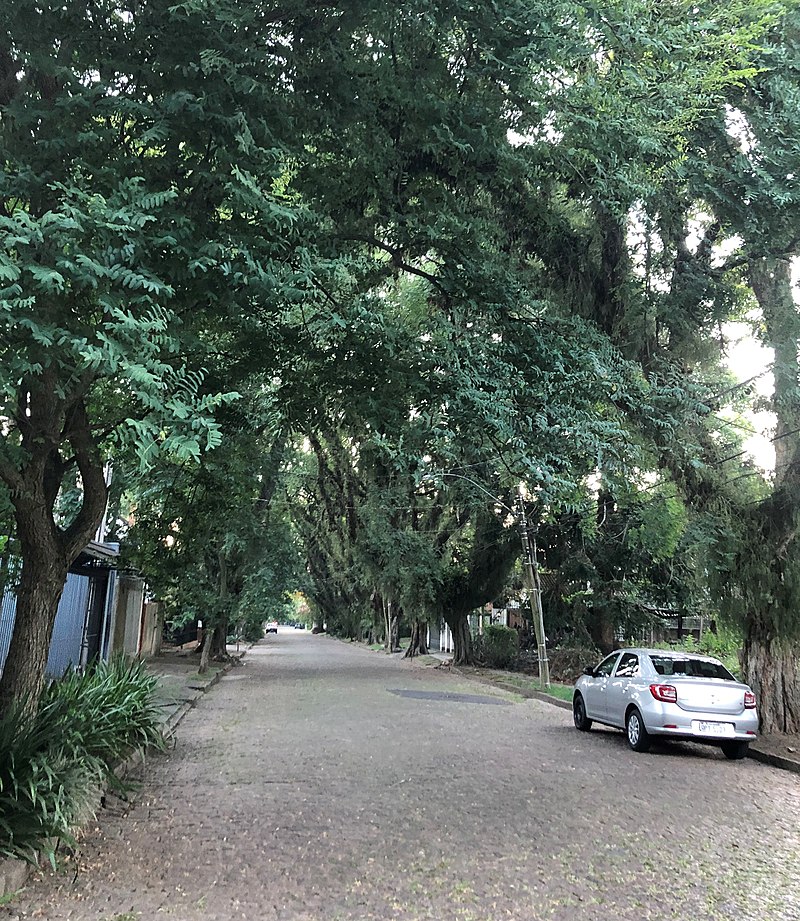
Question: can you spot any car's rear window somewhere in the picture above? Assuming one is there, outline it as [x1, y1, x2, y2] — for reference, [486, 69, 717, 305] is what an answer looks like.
[648, 655, 735, 680]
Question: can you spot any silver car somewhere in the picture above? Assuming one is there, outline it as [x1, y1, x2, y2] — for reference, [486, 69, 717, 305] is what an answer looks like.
[573, 647, 758, 759]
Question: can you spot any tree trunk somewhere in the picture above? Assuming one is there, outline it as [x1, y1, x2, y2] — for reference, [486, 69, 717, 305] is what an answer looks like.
[403, 618, 429, 658]
[211, 621, 228, 659]
[446, 614, 474, 666]
[208, 547, 230, 663]
[198, 625, 215, 675]
[740, 257, 800, 734]
[0, 553, 66, 714]
[0, 387, 107, 716]
[589, 604, 616, 654]
[742, 627, 800, 734]
[388, 600, 400, 652]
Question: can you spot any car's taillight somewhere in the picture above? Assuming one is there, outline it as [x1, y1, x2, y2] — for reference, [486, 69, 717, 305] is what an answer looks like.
[649, 683, 678, 703]
[744, 691, 756, 709]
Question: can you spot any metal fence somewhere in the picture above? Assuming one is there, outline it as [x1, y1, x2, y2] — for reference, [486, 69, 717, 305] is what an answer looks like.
[0, 587, 16, 671]
[1, 573, 92, 679]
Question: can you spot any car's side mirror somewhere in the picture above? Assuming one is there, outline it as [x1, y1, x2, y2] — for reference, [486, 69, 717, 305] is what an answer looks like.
[583, 665, 596, 677]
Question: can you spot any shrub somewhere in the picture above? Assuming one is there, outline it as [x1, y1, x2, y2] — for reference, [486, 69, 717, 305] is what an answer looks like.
[0, 657, 165, 866]
[242, 620, 264, 642]
[547, 646, 601, 683]
[482, 625, 519, 669]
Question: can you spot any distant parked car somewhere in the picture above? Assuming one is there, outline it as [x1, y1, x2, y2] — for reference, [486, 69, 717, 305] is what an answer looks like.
[265, 621, 278, 634]
[573, 648, 758, 759]
[294, 623, 304, 629]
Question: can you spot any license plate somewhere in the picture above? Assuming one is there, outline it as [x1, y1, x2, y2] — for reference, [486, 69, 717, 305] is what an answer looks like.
[693, 720, 735, 738]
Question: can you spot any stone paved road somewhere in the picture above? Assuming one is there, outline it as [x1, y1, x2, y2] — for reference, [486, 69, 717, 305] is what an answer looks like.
[6, 631, 800, 921]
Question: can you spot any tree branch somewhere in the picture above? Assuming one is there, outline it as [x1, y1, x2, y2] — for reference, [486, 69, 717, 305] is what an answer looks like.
[61, 399, 108, 561]
[342, 234, 449, 295]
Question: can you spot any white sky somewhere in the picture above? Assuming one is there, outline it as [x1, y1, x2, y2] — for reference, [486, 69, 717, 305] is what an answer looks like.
[724, 321, 774, 471]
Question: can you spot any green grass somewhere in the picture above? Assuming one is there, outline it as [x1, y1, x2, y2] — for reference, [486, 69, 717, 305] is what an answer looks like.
[542, 683, 574, 702]
[482, 671, 574, 701]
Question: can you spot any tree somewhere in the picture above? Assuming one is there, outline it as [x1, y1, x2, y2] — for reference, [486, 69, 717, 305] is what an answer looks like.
[5, 0, 793, 730]
[0, 0, 304, 711]
[124, 410, 300, 673]
[692, 8, 800, 729]
[615, 4, 800, 730]
[279, 0, 752, 666]
[494, 0, 800, 723]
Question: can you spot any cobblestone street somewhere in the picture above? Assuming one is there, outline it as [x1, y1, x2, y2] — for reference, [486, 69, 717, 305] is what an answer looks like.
[6, 631, 800, 921]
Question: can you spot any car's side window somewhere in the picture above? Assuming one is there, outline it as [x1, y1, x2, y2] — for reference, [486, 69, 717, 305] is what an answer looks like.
[595, 654, 619, 677]
[614, 653, 639, 678]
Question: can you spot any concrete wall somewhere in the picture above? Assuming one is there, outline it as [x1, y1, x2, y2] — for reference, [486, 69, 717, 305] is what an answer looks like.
[112, 573, 146, 657]
[139, 601, 163, 657]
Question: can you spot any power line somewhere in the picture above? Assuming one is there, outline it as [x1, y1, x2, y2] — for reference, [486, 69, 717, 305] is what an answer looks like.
[774, 425, 800, 443]
[712, 415, 757, 435]
[709, 366, 774, 401]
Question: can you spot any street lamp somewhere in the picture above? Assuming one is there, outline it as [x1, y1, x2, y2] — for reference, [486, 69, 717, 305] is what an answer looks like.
[428, 471, 550, 689]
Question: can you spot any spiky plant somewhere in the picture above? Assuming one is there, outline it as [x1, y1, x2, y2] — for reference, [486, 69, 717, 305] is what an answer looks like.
[0, 656, 165, 865]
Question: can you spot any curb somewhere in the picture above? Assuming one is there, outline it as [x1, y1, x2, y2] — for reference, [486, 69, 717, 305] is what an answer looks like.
[162, 657, 237, 735]
[449, 667, 572, 711]
[747, 746, 800, 774]
[0, 857, 30, 902]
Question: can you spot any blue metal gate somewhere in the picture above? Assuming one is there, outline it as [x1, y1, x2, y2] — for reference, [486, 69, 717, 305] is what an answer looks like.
[47, 574, 90, 677]
[0, 587, 16, 671]
[0, 573, 91, 679]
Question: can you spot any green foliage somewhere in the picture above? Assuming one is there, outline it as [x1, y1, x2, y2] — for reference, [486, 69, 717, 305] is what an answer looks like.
[547, 646, 602, 684]
[42, 658, 166, 768]
[123, 399, 303, 644]
[629, 497, 688, 563]
[282, 1, 783, 664]
[481, 625, 520, 670]
[655, 627, 744, 679]
[0, 657, 164, 865]
[2, 0, 798, 717]
[0, 0, 320, 708]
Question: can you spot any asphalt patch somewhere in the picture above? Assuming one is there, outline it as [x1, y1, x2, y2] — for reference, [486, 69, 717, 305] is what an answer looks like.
[387, 688, 511, 705]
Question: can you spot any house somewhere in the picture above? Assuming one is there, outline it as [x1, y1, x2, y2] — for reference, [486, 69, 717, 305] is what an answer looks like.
[0, 541, 158, 678]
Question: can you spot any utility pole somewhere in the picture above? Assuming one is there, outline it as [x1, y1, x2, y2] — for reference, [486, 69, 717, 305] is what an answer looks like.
[516, 493, 550, 689]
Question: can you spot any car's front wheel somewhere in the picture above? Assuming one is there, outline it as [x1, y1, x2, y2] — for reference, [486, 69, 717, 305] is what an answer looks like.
[721, 741, 749, 760]
[626, 707, 651, 752]
[573, 693, 592, 731]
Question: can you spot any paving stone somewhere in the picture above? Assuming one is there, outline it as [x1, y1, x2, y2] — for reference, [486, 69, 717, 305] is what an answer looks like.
[4, 633, 799, 921]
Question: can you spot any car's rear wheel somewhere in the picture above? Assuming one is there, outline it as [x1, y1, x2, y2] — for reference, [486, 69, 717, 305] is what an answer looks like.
[626, 707, 651, 752]
[721, 740, 749, 760]
[573, 693, 592, 731]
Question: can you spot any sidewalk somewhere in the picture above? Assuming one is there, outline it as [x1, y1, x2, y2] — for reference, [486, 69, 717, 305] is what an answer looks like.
[748, 731, 800, 774]
[0, 644, 250, 899]
[146, 641, 249, 733]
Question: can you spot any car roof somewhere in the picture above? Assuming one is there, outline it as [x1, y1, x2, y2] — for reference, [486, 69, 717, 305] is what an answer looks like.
[609, 647, 724, 663]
